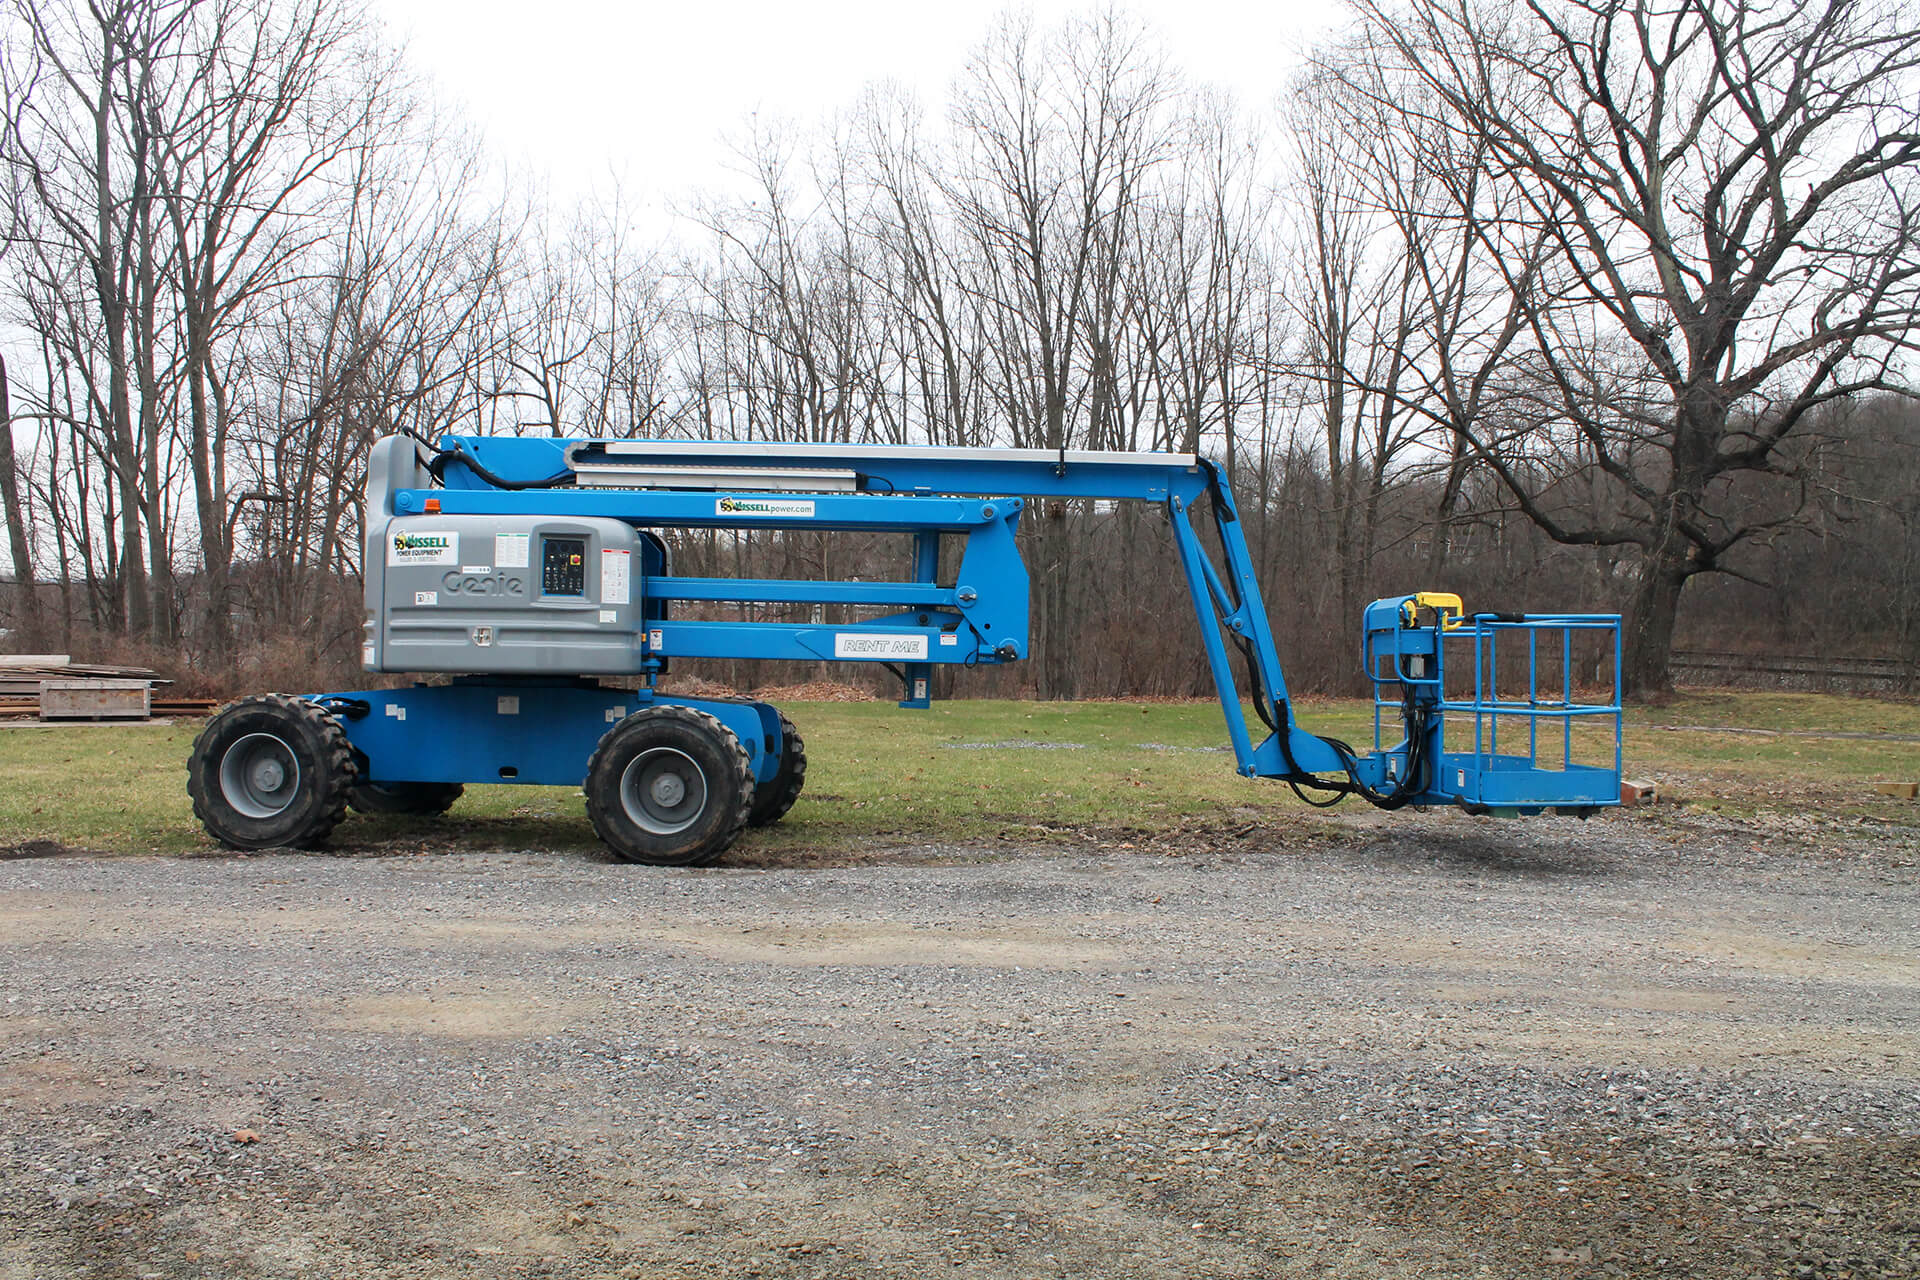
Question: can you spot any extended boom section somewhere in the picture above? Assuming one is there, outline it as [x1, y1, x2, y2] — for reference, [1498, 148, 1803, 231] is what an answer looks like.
[186, 433, 1623, 864]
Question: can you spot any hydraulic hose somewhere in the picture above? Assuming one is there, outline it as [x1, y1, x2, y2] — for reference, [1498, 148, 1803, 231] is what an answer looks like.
[426, 442, 574, 491]
[1195, 459, 1432, 811]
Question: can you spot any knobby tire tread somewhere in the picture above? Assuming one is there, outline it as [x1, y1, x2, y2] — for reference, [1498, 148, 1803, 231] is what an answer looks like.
[586, 705, 752, 867]
[188, 694, 358, 849]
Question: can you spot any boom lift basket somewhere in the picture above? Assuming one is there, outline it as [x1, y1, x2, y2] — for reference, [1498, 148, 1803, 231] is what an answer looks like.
[1362, 595, 1623, 814]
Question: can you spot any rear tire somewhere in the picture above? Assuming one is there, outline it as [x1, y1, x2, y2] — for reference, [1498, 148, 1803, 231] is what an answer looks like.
[188, 695, 357, 849]
[349, 780, 465, 816]
[585, 706, 752, 866]
[747, 712, 806, 827]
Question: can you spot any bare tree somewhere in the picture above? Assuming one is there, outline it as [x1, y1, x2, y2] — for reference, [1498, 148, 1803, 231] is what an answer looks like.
[1284, 67, 1439, 638]
[146, 0, 366, 662]
[0, 353, 44, 645]
[945, 11, 1172, 698]
[236, 72, 508, 643]
[1, 0, 194, 636]
[1347, 0, 1920, 691]
[857, 85, 990, 448]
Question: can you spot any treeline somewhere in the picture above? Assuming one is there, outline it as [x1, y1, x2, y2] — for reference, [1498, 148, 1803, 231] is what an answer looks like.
[2, 0, 1917, 699]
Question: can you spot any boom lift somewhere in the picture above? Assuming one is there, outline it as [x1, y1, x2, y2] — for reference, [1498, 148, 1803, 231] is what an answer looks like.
[188, 434, 1624, 864]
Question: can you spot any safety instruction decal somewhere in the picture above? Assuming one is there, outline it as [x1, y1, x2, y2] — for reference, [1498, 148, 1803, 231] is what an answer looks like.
[388, 529, 457, 566]
[834, 633, 929, 661]
[601, 548, 631, 604]
[495, 532, 530, 568]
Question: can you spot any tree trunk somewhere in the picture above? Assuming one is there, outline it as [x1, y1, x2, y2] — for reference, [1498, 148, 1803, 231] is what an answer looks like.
[0, 356, 44, 649]
[185, 308, 233, 665]
[1623, 554, 1689, 696]
[1033, 513, 1077, 701]
[88, 26, 149, 639]
[1425, 435, 1469, 581]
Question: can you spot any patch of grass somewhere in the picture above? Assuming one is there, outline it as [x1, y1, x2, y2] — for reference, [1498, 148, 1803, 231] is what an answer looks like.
[0, 724, 203, 854]
[756, 699, 1315, 851]
[0, 723, 611, 857]
[1616, 692, 1920, 821]
[1627, 690, 1920, 737]
[1, 690, 1913, 857]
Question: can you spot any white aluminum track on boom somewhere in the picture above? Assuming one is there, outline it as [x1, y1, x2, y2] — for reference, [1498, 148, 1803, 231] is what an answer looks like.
[566, 440, 1199, 468]
[572, 463, 863, 492]
[560, 439, 1208, 504]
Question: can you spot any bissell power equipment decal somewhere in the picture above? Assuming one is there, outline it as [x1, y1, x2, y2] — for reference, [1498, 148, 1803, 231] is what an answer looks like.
[717, 496, 815, 518]
[388, 529, 458, 566]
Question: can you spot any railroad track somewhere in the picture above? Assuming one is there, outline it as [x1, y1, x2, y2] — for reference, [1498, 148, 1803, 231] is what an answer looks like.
[0, 697, 218, 718]
[1671, 649, 1916, 694]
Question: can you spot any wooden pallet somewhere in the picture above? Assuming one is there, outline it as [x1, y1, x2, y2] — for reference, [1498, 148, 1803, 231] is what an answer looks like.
[40, 679, 152, 720]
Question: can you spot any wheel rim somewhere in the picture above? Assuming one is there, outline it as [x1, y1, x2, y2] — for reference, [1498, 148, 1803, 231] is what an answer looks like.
[219, 732, 302, 820]
[619, 747, 708, 836]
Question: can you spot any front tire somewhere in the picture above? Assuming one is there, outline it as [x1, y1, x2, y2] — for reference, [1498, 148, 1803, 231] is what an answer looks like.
[188, 696, 358, 849]
[585, 706, 752, 866]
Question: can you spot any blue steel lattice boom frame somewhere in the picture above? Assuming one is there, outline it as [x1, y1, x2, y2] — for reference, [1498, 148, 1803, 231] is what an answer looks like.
[325, 433, 1622, 818]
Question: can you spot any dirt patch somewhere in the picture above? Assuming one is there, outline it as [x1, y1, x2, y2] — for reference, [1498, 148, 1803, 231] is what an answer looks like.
[0, 840, 109, 861]
[322, 991, 588, 1038]
[749, 680, 878, 702]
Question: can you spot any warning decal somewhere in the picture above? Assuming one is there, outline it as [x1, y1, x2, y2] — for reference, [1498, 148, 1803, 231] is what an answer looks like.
[495, 532, 530, 568]
[601, 548, 631, 605]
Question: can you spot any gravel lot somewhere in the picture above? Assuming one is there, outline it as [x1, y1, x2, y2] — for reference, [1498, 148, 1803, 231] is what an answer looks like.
[2, 808, 1916, 1279]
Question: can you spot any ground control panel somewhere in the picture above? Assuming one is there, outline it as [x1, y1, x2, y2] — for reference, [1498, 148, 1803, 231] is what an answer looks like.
[367, 514, 654, 675]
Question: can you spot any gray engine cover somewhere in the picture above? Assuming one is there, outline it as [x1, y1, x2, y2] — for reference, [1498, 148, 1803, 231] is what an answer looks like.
[365, 514, 647, 675]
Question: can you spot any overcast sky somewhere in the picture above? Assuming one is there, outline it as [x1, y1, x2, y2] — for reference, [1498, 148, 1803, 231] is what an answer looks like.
[369, 0, 1351, 229]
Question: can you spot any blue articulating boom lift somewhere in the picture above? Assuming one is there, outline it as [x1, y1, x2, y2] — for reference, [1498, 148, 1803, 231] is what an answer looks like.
[188, 434, 1624, 864]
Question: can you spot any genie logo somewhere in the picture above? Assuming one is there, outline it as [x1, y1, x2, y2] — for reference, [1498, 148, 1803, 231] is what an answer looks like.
[442, 570, 525, 597]
[387, 527, 458, 566]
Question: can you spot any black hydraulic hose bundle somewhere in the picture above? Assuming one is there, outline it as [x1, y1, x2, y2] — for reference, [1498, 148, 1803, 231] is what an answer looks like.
[392, 427, 572, 490]
[425, 442, 574, 491]
[1195, 461, 1433, 811]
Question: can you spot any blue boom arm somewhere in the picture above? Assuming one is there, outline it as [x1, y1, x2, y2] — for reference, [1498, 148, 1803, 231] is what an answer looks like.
[355, 433, 1621, 815]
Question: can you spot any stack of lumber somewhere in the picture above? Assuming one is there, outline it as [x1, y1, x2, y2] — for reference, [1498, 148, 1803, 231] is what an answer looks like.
[0, 655, 168, 719]
[0, 654, 164, 695]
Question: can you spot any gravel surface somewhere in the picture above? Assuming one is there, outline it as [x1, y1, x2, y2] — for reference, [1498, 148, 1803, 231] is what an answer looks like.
[1, 809, 1916, 1279]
